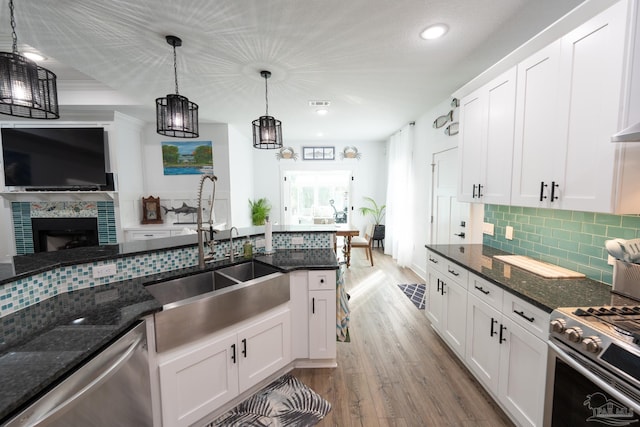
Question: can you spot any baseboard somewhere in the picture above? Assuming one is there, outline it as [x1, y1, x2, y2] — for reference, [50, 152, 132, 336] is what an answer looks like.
[292, 358, 338, 369]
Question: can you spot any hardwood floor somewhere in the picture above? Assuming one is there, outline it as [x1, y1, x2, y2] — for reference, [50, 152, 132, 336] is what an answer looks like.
[292, 248, 515, 427]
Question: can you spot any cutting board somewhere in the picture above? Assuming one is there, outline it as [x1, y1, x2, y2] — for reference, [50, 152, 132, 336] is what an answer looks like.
[493, 255, 585, 279]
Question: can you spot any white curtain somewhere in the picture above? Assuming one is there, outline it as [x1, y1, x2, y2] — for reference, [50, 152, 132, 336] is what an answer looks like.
[384, 124, 414, 267]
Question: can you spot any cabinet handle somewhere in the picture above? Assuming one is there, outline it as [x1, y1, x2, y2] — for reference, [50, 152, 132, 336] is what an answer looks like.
[472, 184, 477, 198]
[490, 318, 498, 337]
[241, 338, 247, 358]
[441, 281, 446, 295]
[474, 285, 490, 295]
[539, 181, 548, 201]
[436, 278, 441, 293]
[312, 297, 315, 314]
[499, 324, 507, 343]
[454, 232, 466, 239]
[477, 184, 483, 198]
[429, 257, 438, 264]
[231, 343, 236, 363]
[513, 309, 535, 323]
[550, 181, 559, 202]
[447, 268, 459, 276]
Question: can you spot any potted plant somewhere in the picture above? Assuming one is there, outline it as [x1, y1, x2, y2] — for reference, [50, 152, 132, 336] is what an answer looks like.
[358, 197, 386, 243]
[249, 198, 272, 225]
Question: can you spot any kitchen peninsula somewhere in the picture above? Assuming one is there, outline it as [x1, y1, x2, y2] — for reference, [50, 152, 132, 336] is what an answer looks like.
[0, 225, 340, 425]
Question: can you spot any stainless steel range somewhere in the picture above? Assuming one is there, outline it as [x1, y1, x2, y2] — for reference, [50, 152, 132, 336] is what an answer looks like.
[544, 239, 640, 426]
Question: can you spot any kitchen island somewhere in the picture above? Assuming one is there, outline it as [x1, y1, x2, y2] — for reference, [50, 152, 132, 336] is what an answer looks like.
[0, 225, 340, 424]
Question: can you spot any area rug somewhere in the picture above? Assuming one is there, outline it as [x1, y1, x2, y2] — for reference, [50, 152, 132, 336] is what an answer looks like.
[206, 373, 331, 427]
[398, 284, 426, 310]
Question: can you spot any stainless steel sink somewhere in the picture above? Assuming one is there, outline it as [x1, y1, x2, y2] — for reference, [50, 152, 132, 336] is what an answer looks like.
[215, 261, 281, 282]
[147, 261, 289, 352]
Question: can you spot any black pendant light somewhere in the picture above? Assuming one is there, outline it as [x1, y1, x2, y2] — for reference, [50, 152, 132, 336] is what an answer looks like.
[252, 70, 283, 149]
[156, 35, 199, 138]
[0, 0, 59, 119]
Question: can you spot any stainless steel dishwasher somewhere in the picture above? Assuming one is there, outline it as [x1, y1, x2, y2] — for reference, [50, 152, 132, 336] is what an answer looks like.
[5, 321, 153, 427]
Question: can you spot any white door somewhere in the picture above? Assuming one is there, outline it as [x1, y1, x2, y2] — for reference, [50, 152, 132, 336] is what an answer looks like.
[282, 170, 352, 225]
[432, 148, 469, 244]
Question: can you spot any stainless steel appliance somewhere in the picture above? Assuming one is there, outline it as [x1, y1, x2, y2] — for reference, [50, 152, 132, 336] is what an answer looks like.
[5, 321, 152, 427]
[546, 305, 640, 426]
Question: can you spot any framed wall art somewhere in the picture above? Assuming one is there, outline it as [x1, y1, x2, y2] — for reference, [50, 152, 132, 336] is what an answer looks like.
[302, 146, 335, 160]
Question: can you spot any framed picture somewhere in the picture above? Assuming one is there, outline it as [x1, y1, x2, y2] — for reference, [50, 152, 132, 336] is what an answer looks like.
[302, 146, 335, 160]
[142, 196, 163, 224]
[161, 140, 213, 175]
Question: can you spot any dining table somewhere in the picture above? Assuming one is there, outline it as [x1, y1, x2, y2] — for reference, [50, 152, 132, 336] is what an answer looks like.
[336, 225, 360, 267]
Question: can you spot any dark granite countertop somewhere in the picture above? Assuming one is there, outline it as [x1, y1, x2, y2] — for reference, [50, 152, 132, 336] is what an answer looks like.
[426, 244, 637, 312]
[0, 247, 337, 423]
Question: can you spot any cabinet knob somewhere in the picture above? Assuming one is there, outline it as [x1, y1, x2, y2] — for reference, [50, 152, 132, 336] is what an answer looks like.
[320, 278, 324, 283]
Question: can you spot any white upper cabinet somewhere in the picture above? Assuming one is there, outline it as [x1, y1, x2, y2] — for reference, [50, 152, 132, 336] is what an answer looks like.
[459, 67, 517, 204]
[512, 0, 635, 212]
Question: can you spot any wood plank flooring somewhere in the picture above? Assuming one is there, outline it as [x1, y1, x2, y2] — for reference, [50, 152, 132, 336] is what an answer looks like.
[292, 249, 515, 427]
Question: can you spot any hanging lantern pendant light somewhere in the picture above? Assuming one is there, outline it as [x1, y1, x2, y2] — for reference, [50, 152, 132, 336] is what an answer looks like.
[156, 35, 199, 138]
[0, 0, 59, 119]
[252, 70, 283, 149]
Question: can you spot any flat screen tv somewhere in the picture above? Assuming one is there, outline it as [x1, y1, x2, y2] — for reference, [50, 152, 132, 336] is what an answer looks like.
[1, 127, 107, 189]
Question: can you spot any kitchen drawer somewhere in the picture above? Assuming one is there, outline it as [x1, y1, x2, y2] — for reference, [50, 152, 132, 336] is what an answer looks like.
[443, 261, 468, 285]
[427, 250, 445, 273]
[502, 292, 550, 341]
[308, 270, 335, 291]
[468, 273, 503, 311]
[128, 230, 171, 240]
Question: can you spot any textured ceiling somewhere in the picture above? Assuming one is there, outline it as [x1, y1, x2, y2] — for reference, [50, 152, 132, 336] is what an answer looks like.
[0, 0, 583, 142]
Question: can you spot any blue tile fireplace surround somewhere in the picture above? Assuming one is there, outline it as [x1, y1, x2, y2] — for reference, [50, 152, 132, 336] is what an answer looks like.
[11, 201, 117, 255]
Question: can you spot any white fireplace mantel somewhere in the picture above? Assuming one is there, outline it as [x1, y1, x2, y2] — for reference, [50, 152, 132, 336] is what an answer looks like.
[0, 191, 117, 203]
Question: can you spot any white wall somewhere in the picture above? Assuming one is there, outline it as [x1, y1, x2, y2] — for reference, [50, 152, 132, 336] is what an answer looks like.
[140, 123, 231, 227]
[253, 141, 387, 232]
[227, 125, 253, 228]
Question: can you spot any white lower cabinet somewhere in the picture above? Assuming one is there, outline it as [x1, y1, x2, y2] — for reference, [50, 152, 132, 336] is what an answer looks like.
[426, 256, 467, 357]
[290, 270, 337, 362]
[465, 274, 548, 427]
[158, 308, 291, 427]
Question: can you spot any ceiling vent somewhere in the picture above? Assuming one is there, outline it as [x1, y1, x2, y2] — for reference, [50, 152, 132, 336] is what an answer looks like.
[309, 100, 331, 107]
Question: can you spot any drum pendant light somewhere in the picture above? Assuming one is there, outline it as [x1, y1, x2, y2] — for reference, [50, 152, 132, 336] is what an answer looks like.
[252, 70, 283, 149]
[156, 35, 199, 138]
[0, 0, 59, 119]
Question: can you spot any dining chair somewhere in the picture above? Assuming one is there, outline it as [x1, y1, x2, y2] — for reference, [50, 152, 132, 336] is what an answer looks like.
[350, 224, 374, 266]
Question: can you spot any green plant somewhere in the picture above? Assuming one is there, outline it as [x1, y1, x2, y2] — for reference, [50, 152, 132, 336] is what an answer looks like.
[249, 198, 272, 225]
[358, 196, 386, 224]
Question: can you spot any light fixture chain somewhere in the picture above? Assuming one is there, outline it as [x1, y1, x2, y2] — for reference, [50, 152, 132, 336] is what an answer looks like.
[173, 43, 179, 95]
[9, 0, 18, 54]
[264, 74, 269, 116]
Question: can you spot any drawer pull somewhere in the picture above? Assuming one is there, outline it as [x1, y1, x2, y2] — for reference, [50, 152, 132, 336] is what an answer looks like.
[241, 338, 247, 357]
[474, 285, 490, 295]
[513, 309, 535, 323]
[499, 324, 507, 343]
[447, 268, 459, 276]
[231, 344, 236, 363]
[429, 257, 438, 264]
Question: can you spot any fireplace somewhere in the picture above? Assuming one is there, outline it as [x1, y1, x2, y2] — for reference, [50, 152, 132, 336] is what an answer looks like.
[32, 218, 99, 252]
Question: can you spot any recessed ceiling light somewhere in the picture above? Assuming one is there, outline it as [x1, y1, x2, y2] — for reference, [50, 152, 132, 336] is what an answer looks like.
[316, 108, 328, 115]
[316, 132, 324, 137]
[23, 52, 45, 61]
[420, 24, 449, 40]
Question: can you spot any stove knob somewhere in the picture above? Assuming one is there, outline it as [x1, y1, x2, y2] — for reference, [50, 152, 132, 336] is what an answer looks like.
[582, 336, 602, 354]
[550, 318, 567, 334]
[565, 327, 583, 343]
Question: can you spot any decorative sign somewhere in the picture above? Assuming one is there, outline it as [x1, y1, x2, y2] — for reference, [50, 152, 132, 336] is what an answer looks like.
[302, 146, 335, 160]
[162, 140, 213, 175]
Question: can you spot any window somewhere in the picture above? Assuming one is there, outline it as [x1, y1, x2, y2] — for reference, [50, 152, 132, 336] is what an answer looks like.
[283, 170, 351, 225]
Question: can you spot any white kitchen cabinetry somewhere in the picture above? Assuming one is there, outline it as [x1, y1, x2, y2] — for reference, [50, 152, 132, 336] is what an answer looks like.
[511, 1, 633, 212]
[158, 308, 291, 427]
[425, 250, 467, 357]
[308, 271, 337, 359]
[458, 67, 517, 204]
[290, 270, 337, 364]
[465, 273, 548, 427]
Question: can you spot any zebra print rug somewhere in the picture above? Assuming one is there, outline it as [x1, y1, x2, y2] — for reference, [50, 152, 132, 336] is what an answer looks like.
[206, 373, 331, 427]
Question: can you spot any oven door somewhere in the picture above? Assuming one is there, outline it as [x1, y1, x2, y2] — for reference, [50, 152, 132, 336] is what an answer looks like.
[545, 340, 640, 427]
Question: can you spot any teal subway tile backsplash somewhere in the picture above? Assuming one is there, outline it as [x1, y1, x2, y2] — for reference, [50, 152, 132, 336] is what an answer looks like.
[483, 204, 640, 285]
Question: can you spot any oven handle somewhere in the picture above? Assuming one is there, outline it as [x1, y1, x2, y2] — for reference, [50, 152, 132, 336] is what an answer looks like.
[548, 341, 640, 413]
